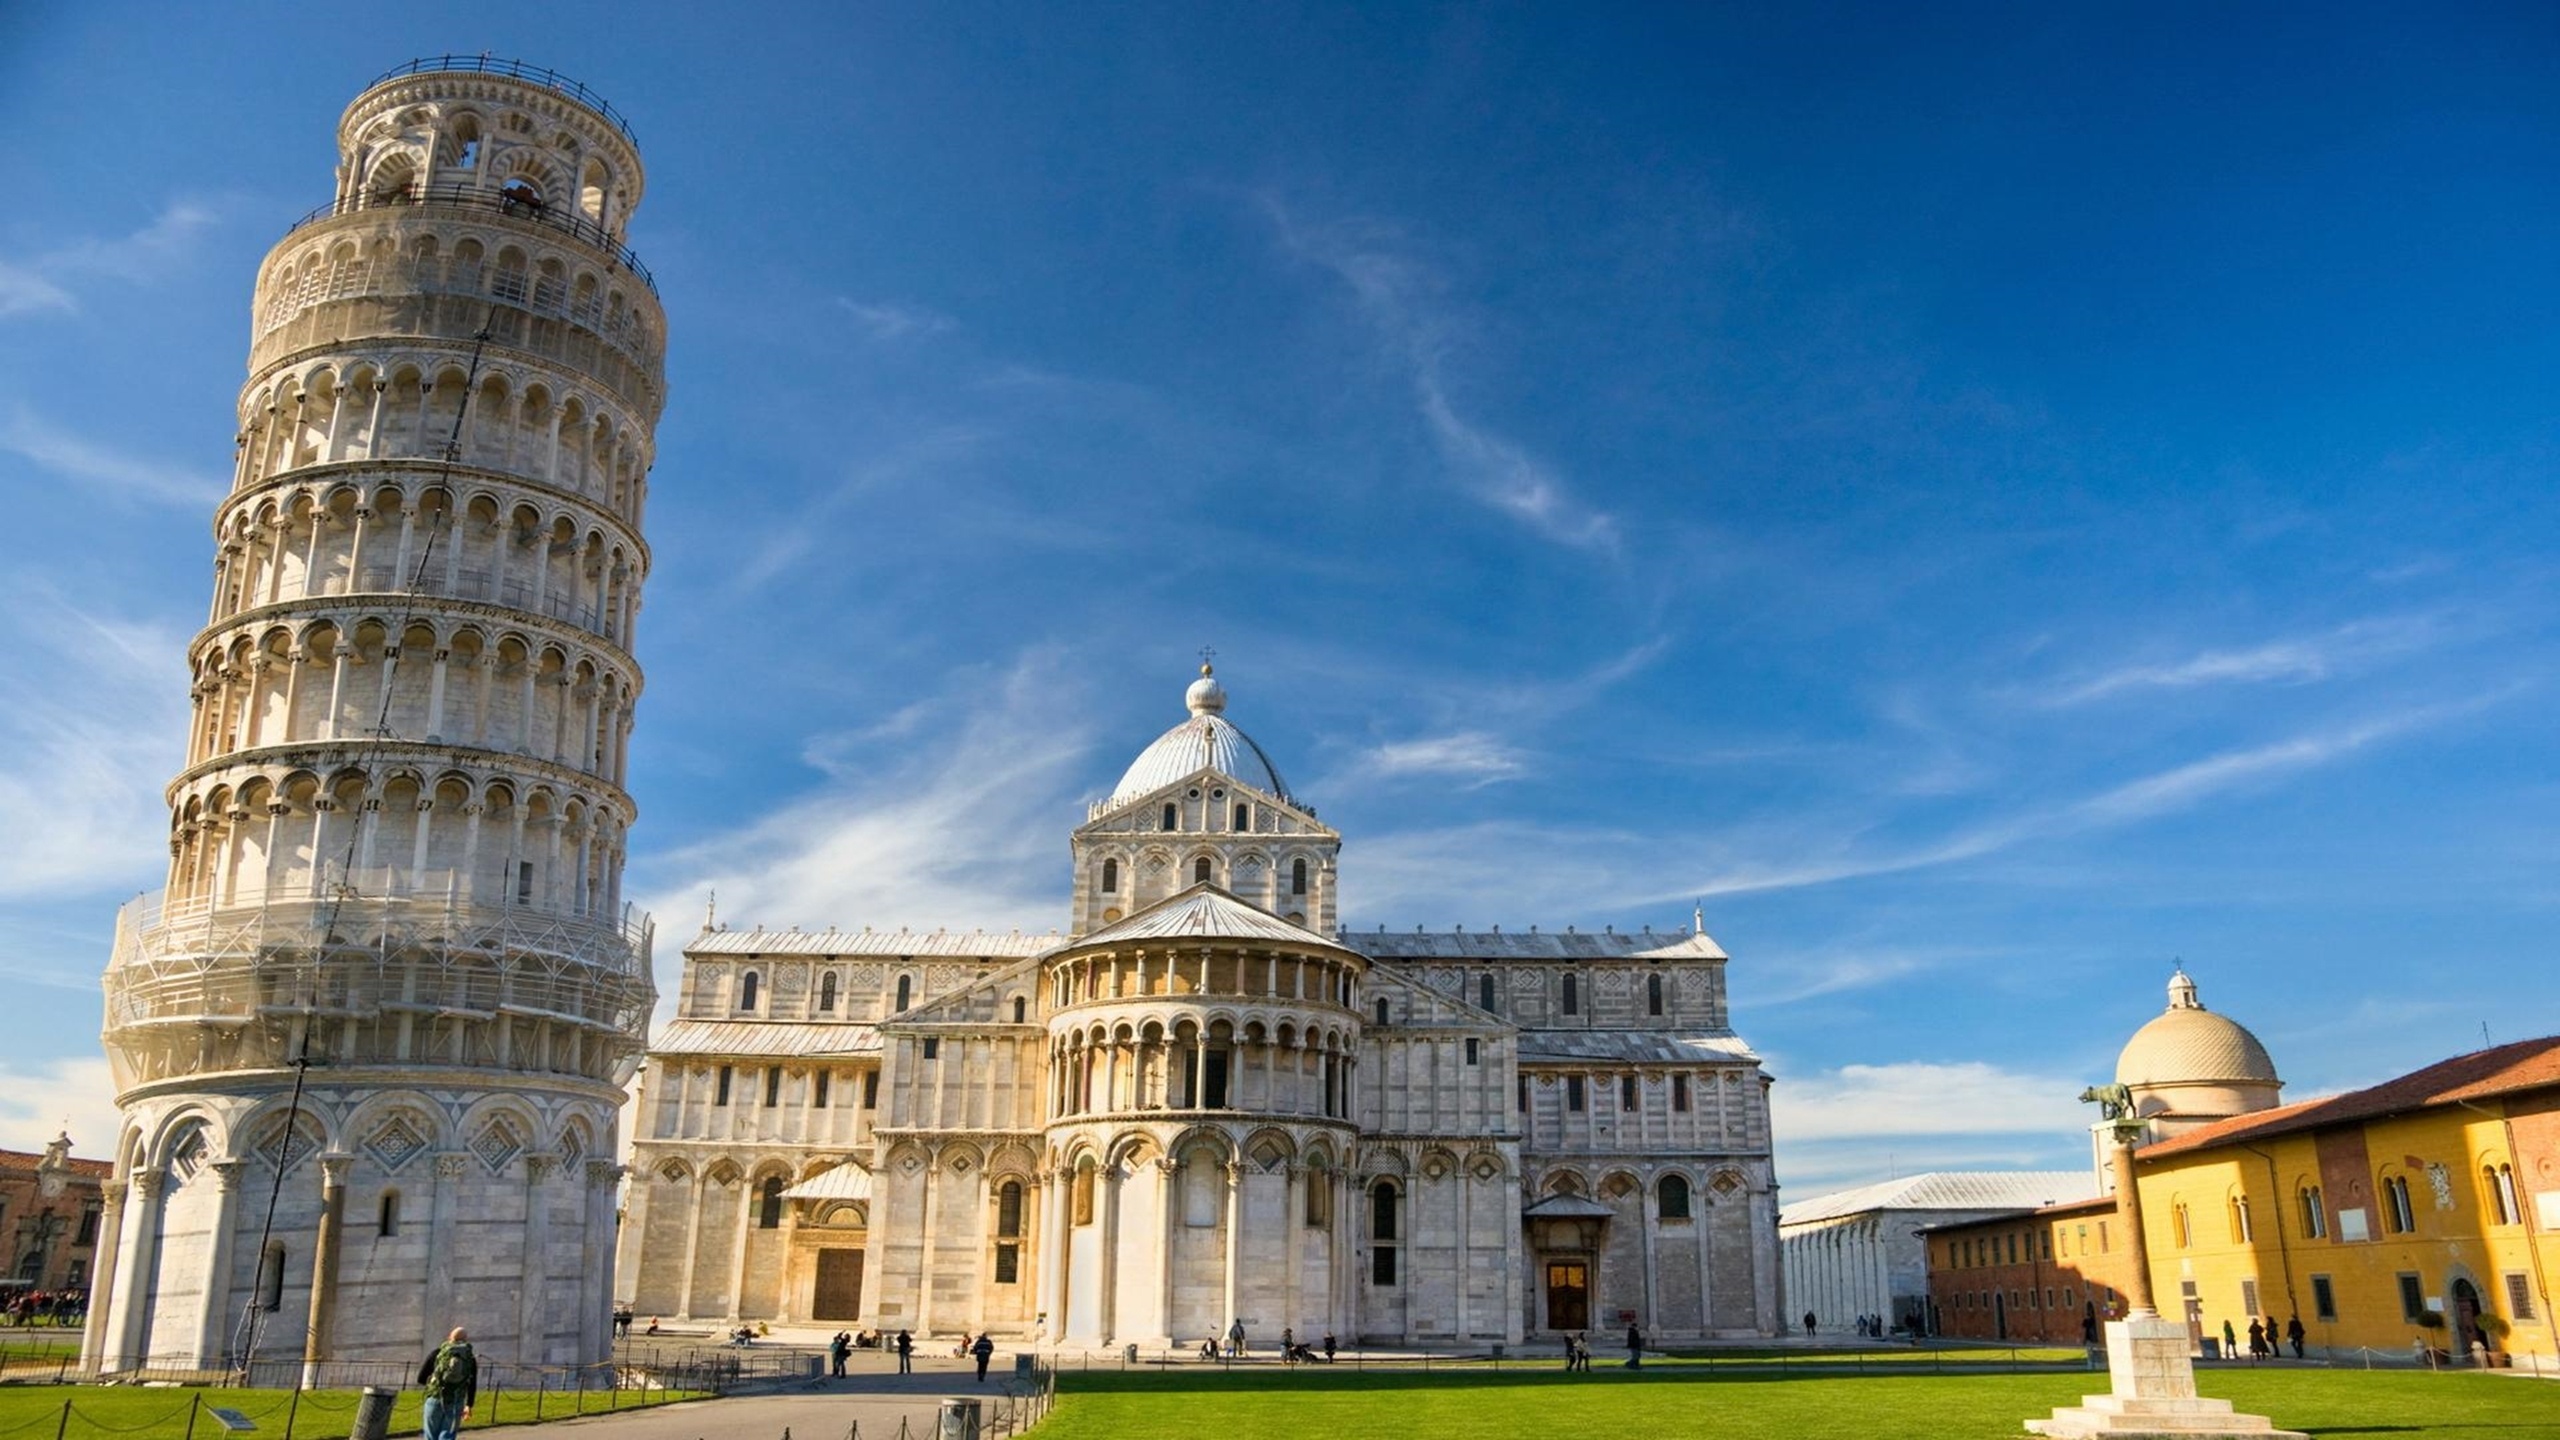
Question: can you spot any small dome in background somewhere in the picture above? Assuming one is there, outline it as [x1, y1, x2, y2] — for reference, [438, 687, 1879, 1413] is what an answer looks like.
[2117, 969, 2279, 1088]
[2111, 968, 2283, 1142]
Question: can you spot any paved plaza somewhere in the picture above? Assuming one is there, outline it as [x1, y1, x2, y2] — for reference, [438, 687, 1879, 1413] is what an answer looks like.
[513, 1354, 1012, 1440]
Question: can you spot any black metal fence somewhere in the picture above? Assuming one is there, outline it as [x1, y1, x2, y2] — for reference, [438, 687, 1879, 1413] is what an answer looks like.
[367, 57, 638, 141]
[13, 1348, 794, 1396]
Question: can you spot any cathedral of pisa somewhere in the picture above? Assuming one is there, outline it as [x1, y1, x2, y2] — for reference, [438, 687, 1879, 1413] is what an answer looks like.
[84, 58, 1782, 1371]
[623, 666, 1784, 1348]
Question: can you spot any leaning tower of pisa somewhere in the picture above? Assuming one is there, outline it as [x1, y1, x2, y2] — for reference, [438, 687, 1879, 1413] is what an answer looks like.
[86, 59, 666, 1376]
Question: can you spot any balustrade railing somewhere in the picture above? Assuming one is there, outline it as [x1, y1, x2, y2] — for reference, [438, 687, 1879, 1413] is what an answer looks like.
[368, 56, 639, 141]
[280, 183, 654, 293]
[112, 878, 651, 976]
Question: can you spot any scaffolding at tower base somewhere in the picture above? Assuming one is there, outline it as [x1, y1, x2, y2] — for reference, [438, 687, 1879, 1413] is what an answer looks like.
[104, 886, 653, 1093]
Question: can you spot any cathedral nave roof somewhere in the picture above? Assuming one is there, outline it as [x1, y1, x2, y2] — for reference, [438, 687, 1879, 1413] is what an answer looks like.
[652, 1018, 882, 1057]
[1516, 1031, 1760, 1064]
[686, 927, 1060, 958]
[1348, 929, 1729, 962]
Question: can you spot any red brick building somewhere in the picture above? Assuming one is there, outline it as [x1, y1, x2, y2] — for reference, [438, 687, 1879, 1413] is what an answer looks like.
[1924, 1195, 2140, 1344]
[0, 1135, 109, 1304]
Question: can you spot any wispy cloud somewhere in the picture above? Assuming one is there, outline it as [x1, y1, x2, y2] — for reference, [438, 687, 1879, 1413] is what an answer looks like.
[732, 423, 989, 589]
[630, 652, 1093, 1016]
[0, 588, 189, 900]
[2067, 697, 2499, 827]
[1344, 694, 2507, 923]
[1738, 946, 1955, 1006]
[0, 202, 217, 319]
[1771, 1060, 2094, 1144]
[0, 263, 73, 319]
[1345, 730, 1526, 787]
[0, 1055, 124, 1158]
[835, 297, 956, 342]
[1, 407, 225, 508]
[2042, 614, 2447, 706]
[1257, 195, 1621, 553]
[1769, 1060, 2100, 1202]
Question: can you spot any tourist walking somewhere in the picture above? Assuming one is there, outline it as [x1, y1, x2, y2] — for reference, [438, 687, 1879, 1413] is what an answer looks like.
[972, 1332, 994, 1382]
[1322, 1331, 1336, 1363]
[2220, 1319, 2236, 1357]
[1625, 1323, 1643, 1369]
[1228, 1317, 1246, 1357]
[1802, 1310, 1816, 1337]
[830, 1331, 851, 1377]
[2285, 1315, 2305, 1359]
[896, 1328, 914, 1374]
[417, 1327, 477, 1440]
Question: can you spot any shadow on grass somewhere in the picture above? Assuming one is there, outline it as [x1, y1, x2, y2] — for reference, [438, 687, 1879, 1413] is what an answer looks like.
[1058, 1366, 2094, 1397]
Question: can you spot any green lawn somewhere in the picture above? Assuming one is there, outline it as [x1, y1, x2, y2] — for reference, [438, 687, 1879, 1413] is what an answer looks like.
[1043, 1366, 2560, 1440]
[0, 1382, 708, 1438]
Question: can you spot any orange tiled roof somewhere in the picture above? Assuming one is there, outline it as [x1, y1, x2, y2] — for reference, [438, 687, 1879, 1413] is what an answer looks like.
[2141, 1035, 2560, 1160]
[0, 1149, 111, 1179]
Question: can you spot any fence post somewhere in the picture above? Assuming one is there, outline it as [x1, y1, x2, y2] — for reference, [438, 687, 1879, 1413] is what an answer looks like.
[184, 1394, 202, 1440]
[284, 1387, 302, 1440]
[54, 1398, 70, 1440]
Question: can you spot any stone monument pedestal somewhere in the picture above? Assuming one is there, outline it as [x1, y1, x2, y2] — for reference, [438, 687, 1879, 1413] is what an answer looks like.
[2025, 1316, 2305, 1439]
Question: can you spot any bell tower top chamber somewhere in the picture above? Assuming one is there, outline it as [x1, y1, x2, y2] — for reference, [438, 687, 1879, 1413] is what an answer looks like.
[91, 58, 667, 1375]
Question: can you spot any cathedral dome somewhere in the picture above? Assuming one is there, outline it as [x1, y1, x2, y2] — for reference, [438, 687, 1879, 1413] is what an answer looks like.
[1108, 665, 1293, 806]
[2116, 970, 2280, 1089]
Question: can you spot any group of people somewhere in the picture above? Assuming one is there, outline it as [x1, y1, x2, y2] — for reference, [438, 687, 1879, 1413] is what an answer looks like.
[824, 1328, 996, 1379]
[2221, 1314, 2306, 1360]
[1275, 1326, 1335, 1364]
[1191, 1320, 1341, 1363]
[1849, 1313, 1892, 1338]
[1558, 1325, 1647, 1370]
[1, 1290, 84, 1327]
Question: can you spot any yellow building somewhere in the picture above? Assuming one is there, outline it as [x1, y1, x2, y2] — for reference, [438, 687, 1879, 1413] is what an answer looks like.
[2129, 1037, 2560, 1373]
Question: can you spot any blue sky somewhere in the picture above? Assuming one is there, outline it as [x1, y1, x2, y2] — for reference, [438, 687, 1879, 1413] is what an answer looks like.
[0, 4, 2553, 1195]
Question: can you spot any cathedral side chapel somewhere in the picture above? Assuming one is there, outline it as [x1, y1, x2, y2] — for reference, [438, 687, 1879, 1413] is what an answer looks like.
[623, 667, 1783, 1346]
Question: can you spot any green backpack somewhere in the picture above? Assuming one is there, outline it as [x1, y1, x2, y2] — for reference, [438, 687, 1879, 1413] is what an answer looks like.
[430, 1342, 477, 1397]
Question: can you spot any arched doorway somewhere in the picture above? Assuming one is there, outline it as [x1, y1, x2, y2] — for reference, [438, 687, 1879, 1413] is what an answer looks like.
[2449, 1277, 2486, 1359]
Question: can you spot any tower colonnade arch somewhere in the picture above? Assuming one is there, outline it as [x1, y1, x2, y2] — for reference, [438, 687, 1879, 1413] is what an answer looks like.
[230, 352, 656, 522]
[209, 454, 650, 637]
[178, 604, 640, 785]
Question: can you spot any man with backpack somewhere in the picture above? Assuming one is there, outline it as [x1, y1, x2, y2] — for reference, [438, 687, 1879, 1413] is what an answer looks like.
[417, 1327, 478, 1440]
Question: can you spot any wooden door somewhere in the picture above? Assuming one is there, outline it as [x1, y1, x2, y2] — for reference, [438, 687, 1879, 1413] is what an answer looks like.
[813, 1248, 865, 1321]
[1545, 1261, 1589, 1331]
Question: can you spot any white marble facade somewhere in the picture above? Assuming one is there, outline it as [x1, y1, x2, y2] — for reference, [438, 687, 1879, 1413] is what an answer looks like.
[88, 61, 661, 1373]
[623, 669, 1783, 1347]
